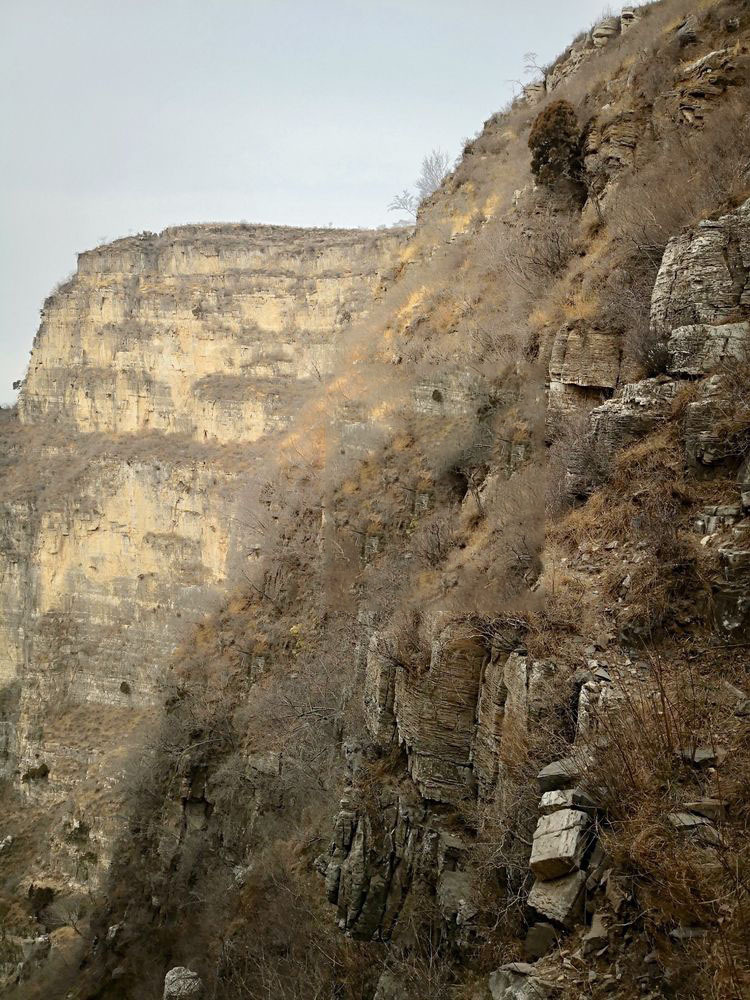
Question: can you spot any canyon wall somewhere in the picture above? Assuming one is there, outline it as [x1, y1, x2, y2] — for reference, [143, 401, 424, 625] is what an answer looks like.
[0, 223, 407, 894]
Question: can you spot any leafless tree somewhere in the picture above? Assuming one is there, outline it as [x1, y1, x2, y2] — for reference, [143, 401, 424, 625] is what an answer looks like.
[416, 148, 451, 201]
[389, 148, 451, 219]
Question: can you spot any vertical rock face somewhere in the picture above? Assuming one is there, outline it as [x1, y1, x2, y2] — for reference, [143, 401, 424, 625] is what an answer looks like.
[1, 223, 407, 893]
[19, 225, 407, 441]
[650, 199, 750, 338]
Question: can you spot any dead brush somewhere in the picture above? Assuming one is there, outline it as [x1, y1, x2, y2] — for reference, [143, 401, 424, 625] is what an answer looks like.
[410, 509, 459, 568]
[576, 651, 749, 995]
[704, 359, 750, 465]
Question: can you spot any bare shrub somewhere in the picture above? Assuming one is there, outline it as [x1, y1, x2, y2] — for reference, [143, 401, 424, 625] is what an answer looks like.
[575, 653, 750, 998]
[546, 408, 611, 515]
[411, 509, 458, 568]
[389, 149, 452, 219]
[480, 202, 578, 299]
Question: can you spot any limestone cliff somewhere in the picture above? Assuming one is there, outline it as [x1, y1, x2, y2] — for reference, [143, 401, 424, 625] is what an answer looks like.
[19, 225, 405, 442]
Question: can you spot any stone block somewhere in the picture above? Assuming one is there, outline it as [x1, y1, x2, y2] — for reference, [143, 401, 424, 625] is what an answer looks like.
[582, 912, 609, 956]
[528, 870, 587, 927]
[537, 757, 582, 793]
[524, 921, 559, 960]
[489, 963, 560, 999]
[530, 808, 591, 880]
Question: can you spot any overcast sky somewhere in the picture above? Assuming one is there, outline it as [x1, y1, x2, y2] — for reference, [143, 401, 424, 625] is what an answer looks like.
[0, 0, 607, 403]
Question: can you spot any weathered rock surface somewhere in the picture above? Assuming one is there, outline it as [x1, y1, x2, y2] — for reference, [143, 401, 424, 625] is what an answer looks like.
[592, 17, 620, 48]
[672, 47, 745, 125]
[667, 321, 750, 375]
[163, 967, 204, 1000]
[394, 631, 488, 804]
[489, 963, 560, 999]
[324, 781, 466, 940]
[716, 526, 750, 634]
[651, 199, 750, 339]
[19, 225, 407, 442]
[548, 325, 621, 416]
[588, 377, 679, 456]
[529, 808, 591, 880]
[527, 870, 587, 927]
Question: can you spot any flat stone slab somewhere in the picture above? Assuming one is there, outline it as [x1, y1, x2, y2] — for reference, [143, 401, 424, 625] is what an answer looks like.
[539, 787, 597, 815]
[537, 757, 582, 793]
[684, 798, 727, 822]
[668, 812, 721, 845]
[530, 808, 591, 880]
[489, 965, 560, 999]
[528, 870, 587, 927]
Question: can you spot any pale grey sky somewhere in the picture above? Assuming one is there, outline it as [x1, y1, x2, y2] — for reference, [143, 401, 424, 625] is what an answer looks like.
[0, 0, 607, 403]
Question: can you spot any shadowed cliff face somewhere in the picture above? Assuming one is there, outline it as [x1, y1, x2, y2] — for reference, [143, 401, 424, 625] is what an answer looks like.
[18, 224, 407, 442]
[0, 224, 408, 907]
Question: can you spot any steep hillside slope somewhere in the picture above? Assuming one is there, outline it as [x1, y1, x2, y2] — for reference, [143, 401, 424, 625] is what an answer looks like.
[2, 3, 750, 1000]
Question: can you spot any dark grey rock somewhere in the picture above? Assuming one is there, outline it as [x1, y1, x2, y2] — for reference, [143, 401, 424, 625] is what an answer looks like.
[537, 757, 582, 793]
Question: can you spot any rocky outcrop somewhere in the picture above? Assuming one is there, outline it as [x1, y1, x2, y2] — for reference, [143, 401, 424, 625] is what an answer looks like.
[364, 630, 554, 807]
[651, 199, 750, 339]
[547, 325, 620, 417]
[671, 47, 745, 125]
[323, 780, 473, 941]
[588, 377, 678, 455]
[667, 321, 750, 375]
[328, 640, 557, 940]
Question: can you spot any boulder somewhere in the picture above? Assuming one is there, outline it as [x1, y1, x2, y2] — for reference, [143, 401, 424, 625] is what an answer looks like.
[537, 757, 582, 793]
[582, 912, 609, 955]
[592, 17, 620, 48]
[489, 963, 560, 999]
[529, 808, 591, 880]
[527, 870, 587, 927]
[523, 921, 559, 960]
[163, 967, 204, 1000]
